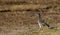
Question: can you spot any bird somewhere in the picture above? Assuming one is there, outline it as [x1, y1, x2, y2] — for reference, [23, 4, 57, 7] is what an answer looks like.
[35, 13, 50, 28]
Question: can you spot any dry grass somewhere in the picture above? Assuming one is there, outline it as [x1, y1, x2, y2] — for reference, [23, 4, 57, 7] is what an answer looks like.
[0, 11, 60, 35]
[0, 0, 60, 35]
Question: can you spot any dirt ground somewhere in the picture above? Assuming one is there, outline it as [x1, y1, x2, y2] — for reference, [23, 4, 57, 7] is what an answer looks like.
[0, 11, 60, 35]
[0, 0, 60, 35]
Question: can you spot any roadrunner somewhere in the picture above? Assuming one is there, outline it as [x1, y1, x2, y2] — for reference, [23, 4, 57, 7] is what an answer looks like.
[36, 13, 50, 28]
